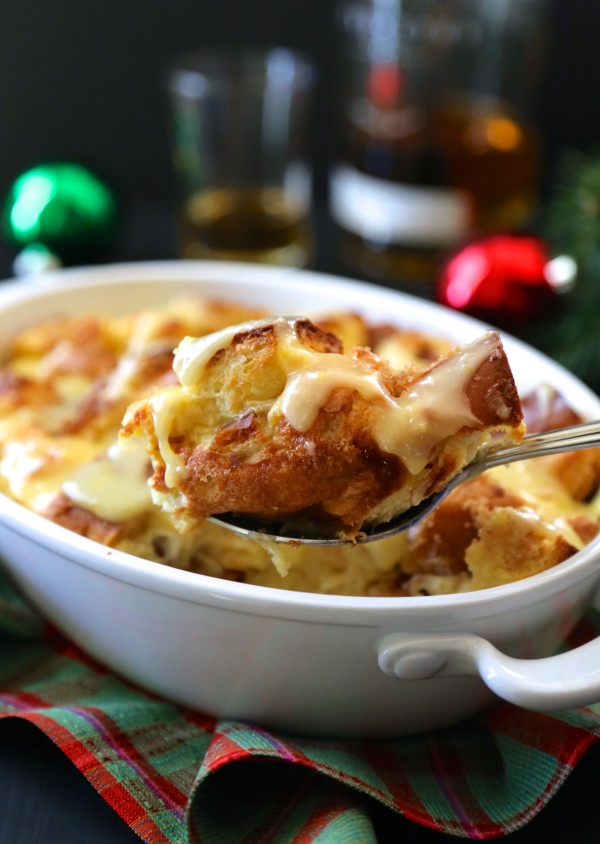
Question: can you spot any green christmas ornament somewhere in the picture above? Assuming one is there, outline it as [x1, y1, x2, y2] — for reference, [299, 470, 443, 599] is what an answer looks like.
[2, 162, 119, 265]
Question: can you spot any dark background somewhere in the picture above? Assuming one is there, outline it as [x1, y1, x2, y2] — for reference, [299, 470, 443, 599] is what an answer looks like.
[1, 0, 600, 235]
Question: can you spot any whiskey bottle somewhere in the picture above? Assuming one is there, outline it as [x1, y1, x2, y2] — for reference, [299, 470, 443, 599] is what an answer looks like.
[330, 0, 546, 286]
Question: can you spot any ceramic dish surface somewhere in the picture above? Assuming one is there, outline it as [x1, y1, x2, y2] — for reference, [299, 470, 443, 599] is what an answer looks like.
[0, 260, 599, 738]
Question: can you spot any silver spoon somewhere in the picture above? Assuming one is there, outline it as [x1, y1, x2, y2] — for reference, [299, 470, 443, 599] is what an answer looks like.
[207, 420, 600, 546]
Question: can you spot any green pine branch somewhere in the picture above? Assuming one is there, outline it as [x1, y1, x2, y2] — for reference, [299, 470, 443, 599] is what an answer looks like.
[542, 150, 600, 388]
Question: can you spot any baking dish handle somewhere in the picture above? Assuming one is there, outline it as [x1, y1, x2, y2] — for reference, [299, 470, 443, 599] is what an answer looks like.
[377, 621, 600, 712]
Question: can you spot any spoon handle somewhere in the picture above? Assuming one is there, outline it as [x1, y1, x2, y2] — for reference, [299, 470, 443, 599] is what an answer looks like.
[482, 419, 600, 470]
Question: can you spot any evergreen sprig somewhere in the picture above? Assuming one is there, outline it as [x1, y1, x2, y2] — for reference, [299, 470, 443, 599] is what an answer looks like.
[542, 150, 600, 388]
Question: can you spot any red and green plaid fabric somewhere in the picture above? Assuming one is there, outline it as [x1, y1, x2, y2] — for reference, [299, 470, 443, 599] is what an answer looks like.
[1, 571, 600, 844]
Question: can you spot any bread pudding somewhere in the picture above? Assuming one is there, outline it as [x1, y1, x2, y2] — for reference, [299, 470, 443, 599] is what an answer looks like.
[120, 318, 524, 538]
[0, 294, 598, 597]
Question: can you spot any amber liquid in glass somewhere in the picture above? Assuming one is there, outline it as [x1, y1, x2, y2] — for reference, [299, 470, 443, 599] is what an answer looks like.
[337, 97, 539, 285]
[179, 186, 313, 267]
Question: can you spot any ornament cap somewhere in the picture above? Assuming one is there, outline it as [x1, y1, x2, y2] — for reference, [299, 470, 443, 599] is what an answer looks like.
[12, 244, 62, 278]
[544, 255, 577, 293]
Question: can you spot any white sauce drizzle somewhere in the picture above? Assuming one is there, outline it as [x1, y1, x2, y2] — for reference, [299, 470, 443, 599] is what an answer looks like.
[63, 435, 152, 522]
[150, 386, 188, 488]
[276, 330, 499, 474]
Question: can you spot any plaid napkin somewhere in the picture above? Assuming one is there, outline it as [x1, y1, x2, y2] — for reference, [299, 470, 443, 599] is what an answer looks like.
[1, 572, 600, 844]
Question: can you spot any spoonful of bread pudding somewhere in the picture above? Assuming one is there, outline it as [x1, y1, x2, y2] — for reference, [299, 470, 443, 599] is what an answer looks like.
[116, 316, 532, 544]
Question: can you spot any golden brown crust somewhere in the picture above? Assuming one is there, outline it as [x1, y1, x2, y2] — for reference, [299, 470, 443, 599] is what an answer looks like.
[566, 514, 600, 544]
[463, 347, 523, 429]
[44, 492, 123, 545]
[466, 508, 577, 590]
[521, 385, 584, 432]
[546, 449, 600, 502]
[312, 313, 370, 351]
[405, 475, 528, 576]
[371, 327, 453, 368]
[0, 371, 58, 411]
[181, 420, 404, 527]
[520, 384, 600, 503]
[10, 315, 122, 380]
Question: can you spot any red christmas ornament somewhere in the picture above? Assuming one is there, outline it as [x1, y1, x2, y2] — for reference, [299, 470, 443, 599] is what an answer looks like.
[436, 235, 569, 325]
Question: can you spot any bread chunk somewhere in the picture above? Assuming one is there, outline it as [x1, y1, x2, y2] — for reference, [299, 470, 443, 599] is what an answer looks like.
[121, 317, 524, 537]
